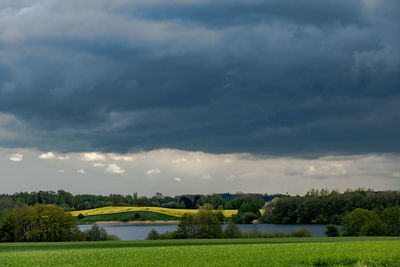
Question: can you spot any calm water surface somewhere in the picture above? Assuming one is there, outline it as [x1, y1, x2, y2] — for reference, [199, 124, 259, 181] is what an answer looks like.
[79, 224, 327, 240]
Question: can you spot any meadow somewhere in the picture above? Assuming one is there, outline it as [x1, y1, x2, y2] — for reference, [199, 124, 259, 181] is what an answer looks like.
[0, 237, 399, 266]
[70, 206, 239, 218]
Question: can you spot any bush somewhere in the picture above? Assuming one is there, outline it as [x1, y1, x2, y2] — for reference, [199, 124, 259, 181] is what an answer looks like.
[215, 211, 225, 223]
[231, 212, 258, 224]
[159, 231, 178, 239]
[238, 202, 261, 217]
[325, 224, 340, 237]
[78, 213, 85, 220]
[120, 216, 130, 222]
[83, 225, 119, 241]
[224, 221, 241, 238]
[146, 229, 160, 240]
[343, 208, 385, 236]
[290, 228, 312, 237]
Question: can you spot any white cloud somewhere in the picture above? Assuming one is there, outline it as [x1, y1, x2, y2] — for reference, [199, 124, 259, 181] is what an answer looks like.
[174, 177, 182, 182]
[38, 152, 55, 159]
[306, 162, 347, 176]
[57, 155, 70, 160]
[9, 153, 23, 162]
[307, 165, 317, 175]
[77, 169, 86, 174]
[146, 169, 161, 175]
[57, 169, 65, 173]
[81, 152, 106, 161]
[172, 157, 188, 163]
[107, 153, 134, 161]
[93, 162, 105, 167]
[105, 163, 125, 175]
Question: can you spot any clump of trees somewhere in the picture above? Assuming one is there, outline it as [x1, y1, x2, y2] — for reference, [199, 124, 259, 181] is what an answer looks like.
[0, 205, 79, 242]
[175, 204, 223, 239]
[230, 198, 263, 224]
[0, 204, 118, 242]
[82, 225, 119, 241]
[261, 189, 400, 224]
[342, 207, 400, 236]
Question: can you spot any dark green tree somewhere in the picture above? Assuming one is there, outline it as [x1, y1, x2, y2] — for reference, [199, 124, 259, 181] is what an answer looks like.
[325, 224, 340, 237]
[343, 208, 384, 236]
[224, 221, 241, 238]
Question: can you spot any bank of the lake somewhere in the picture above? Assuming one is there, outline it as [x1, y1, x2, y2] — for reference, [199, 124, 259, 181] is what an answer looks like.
[79, 223, 329, 240]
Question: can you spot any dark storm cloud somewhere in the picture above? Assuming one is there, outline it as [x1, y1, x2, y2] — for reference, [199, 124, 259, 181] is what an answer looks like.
[125, 0, 368, 28]
[0, 0, 399, 155]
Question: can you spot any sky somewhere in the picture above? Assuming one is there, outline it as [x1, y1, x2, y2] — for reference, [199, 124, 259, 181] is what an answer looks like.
[0, 0, 399, 196]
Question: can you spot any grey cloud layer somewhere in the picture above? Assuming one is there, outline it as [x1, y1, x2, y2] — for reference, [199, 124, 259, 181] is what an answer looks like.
[0, 0, 399, 155]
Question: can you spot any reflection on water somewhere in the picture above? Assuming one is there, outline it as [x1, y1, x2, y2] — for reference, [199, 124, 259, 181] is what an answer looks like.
[79, 224, 327, 240]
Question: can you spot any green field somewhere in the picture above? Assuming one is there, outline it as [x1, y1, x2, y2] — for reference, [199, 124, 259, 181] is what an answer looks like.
[77, 211, 179, 224]
[1, 237, 399, 266]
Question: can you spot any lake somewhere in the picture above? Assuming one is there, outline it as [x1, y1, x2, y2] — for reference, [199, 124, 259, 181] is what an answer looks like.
[79, 224, 328, 240]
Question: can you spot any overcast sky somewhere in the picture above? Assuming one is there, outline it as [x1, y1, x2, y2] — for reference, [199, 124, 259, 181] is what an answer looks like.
[0, 0, 399, 195]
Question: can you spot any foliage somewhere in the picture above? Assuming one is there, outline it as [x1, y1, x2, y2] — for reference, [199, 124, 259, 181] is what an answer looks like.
[0, 238, 400, 266]
[146, 229, 160, 240]
[261, 189, 400, 224]
[194, 206, 223, 238]
[290, 228, 312, 237]
[175, 205, 222, 239]
[176, 213, 196, 239]
[0, 196, 24, 217]
[83, 225, 119, 241]
[4, 190, 273, 212]
[238, 202, 261, 216]
[342, 208, 385, 236]
[380, 206, 400, 236]
[325, 224, 340, 237]
[0, 204, 79, 242]
[231, 212, 258, 224]
[224, 221, 241, 238]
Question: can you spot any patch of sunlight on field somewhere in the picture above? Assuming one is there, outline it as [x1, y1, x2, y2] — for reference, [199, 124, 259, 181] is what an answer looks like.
[69, 207, 239, 217]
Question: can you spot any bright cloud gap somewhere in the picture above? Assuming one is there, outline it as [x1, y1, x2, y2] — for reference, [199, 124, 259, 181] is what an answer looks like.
[1, 148, 399, 196]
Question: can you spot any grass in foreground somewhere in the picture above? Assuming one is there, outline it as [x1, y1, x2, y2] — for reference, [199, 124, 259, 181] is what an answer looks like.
[0, 237, 399, 266]
[70, 206, 238, 218]
[76, 211, 179, 224]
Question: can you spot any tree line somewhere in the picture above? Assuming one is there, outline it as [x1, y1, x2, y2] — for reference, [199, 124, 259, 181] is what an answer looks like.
[0, 190, 275, 212]
[261, 189, 400, 224]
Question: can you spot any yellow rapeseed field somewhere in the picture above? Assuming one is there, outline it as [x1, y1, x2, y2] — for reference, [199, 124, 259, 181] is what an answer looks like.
[69, 206, 238, 218]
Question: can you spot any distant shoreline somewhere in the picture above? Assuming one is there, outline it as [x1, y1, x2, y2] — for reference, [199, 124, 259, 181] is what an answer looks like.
[90, 220, 180, 225]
